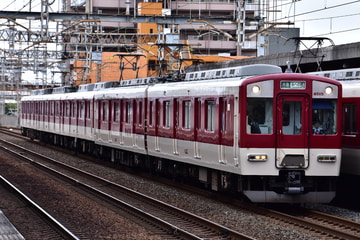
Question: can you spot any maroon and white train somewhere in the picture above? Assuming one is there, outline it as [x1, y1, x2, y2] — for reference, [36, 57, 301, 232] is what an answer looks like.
[309, 68, 360, 180]
[21, 64, 343, 203]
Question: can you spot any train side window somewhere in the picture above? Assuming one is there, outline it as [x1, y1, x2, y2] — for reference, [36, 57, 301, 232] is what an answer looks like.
[183, 101, 191, 129]
[50, 102, 54, 116]
[126, 101, 132, 124]
[138, 101, 143, 125]
[85, 101, 91, 119]
[44, 102, 48, 115]
[72, 102, 77, 118]
[164, 101, 171, 128]
[247, 98, 273, 134]
[149, 101, 154, 126]
[343, 103, 356, 135]
[206, 100, 216, 131]
[312, 100, 337, 134]
[220, 98, 227, 132]
[102, 102, 108, 121]
[65, 102, 70, 117]
[80, 101, 85, 119]
[114, 102, 120, 122]
[195, 98, 201, 130]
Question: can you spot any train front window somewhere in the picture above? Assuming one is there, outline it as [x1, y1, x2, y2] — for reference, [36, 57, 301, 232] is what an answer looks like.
[312, 100, 337, 135]
[282, 101, 302, 135]
[247, 98, 273, 134]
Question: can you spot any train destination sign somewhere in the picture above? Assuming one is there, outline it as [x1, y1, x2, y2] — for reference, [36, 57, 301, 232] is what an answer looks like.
[280, 81, 306, 89]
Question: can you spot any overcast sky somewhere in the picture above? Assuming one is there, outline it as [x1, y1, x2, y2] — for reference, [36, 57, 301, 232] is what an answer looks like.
[272, 0, 360, 46]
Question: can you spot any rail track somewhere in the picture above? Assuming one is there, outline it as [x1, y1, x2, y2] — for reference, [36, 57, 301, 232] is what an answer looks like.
[260, 205, 360, 240]
[0, 175, 80, 240]
[0, 134, 254, 240]
[267, 205, 360, 240]
[2, 127, 359, 239]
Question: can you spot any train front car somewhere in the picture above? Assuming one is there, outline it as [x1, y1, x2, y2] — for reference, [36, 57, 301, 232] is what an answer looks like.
[240, 73, 342, 203]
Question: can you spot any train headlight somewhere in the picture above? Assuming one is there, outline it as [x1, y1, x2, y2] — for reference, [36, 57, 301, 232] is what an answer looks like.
[325, 86, 333, 95]
[252, 85, 261, 94]
[317, 155, 336, 163]
[248, 154, 268, 162]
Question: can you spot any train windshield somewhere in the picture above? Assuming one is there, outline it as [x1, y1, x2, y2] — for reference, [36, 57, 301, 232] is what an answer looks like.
[312, 100, 337, 135]
[247, 98, 273, 134]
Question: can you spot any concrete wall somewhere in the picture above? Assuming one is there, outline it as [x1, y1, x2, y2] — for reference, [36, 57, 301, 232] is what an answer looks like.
[0, 115, 19, 128]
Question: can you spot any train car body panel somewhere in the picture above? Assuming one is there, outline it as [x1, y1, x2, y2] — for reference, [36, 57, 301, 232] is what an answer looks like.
[93, 86, 148, 154]
[340, 81, 360, 176]
[147, 78, 240, 170]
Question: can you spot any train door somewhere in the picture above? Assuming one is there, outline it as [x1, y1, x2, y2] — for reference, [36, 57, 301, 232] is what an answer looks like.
[154, 99, 160, 151]
[276, 94, 310, 169]
[219, 98, 226, 163]
[194, 98, 201, 159]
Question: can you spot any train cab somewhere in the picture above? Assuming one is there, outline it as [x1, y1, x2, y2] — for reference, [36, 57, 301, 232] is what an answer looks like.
[240, 73, 342, 202]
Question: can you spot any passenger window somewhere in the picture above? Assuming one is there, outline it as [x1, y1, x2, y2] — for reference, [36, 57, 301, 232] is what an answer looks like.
[65, 102, 70, 117]
[72, 102, 77, 118]
[103, 102, 108, 121]
[126, 102, 132, 124]
[164, 101, 171, 128]
[206, 100, 216, 131]
[149, 101, 154, 126]
[247, 98, 273, 134]
[138, 101, 143, 125]
[79, 101, 84, 119]
[220, 98, 227, 132]
[114, 102, 120, 122]
[312, 100, 337, 135]
[86, 101, 90, 119]
[50, 102, 54, 116]
[183, 101, 191, 129]
[342, 103, 356, 135]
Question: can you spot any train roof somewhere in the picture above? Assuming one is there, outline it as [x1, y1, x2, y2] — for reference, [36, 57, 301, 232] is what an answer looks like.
[184, 64, 282, 81]
[308, 68, 360, 81]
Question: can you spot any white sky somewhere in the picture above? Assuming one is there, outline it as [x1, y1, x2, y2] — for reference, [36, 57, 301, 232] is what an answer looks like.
[272, 0, 360, 47]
